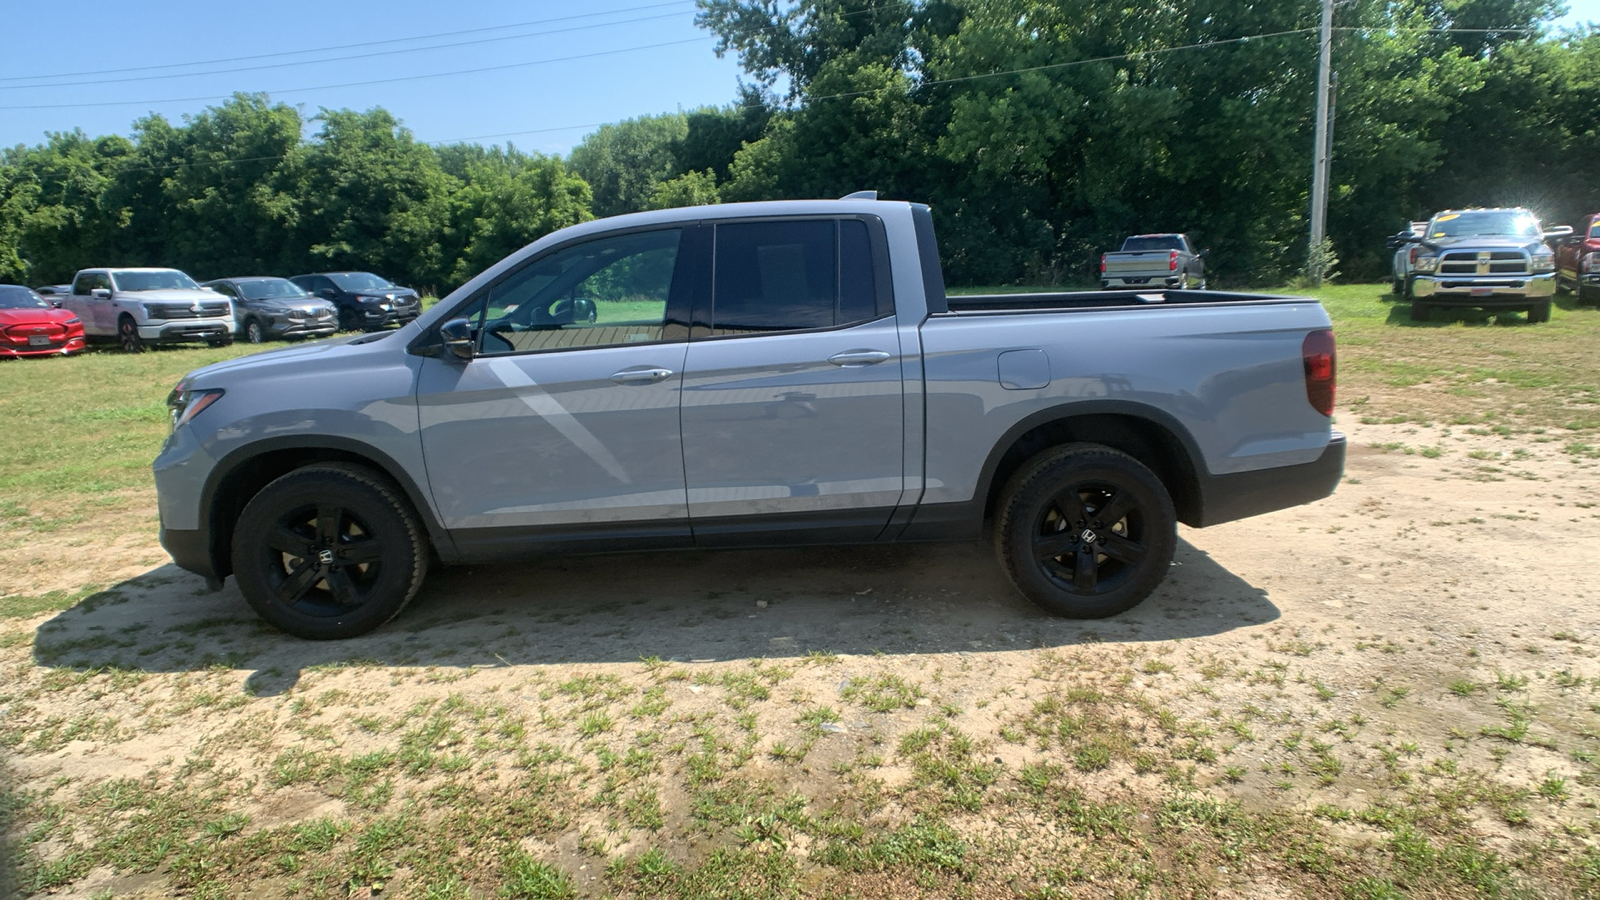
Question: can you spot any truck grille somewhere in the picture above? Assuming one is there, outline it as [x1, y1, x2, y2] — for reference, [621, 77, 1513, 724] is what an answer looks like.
[152, 302, 231, 319]
[1438, 250, 1529, 276]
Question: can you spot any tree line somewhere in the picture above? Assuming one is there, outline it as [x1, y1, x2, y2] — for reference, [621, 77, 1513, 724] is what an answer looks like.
[3, 0, 1597, 291]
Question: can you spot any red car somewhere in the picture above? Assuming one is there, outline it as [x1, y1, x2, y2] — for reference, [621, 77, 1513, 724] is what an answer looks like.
[0, 285, 86, 357]
[1555, 213, 1600, 304]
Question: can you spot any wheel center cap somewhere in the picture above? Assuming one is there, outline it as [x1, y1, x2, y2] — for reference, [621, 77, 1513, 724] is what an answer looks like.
[317, 548, 335, 566]
[1080, 529, 1099, 545]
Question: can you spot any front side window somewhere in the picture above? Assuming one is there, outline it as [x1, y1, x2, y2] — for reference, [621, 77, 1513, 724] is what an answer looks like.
[709, 219, 883, 335]
[460, 228, 683, 355]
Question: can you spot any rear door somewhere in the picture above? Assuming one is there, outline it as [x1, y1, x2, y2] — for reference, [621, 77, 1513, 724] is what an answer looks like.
[415, 226, 701, 556]
[680, 216, 905, 546]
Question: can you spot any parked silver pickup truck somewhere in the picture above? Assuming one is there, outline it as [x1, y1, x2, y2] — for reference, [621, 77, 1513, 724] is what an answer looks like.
[1394, 208, 1571, 323]
[60, 267, 235, 351]
[155, 198, 1343, 638]
[1100, 234, 1207, 290]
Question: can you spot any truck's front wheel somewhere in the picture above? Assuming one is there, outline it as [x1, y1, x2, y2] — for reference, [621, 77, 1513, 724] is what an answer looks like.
[231, 463, 429, 639]
[118, 316, 143, 353]
[994, 445, 1177, 619]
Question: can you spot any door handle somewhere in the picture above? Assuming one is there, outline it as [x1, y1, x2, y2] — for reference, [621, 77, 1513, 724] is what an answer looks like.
[827, 349, 892, 367]
[610, 366, 674, 385]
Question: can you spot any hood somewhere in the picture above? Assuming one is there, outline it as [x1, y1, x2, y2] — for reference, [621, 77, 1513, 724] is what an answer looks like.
[121, 289, 228, 303]
[178, 325, 417, 389]
[1423, 235, 1549, 253]
[0, 307, 78, 326]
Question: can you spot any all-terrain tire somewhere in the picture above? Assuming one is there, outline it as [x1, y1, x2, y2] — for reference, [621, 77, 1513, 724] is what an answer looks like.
[994, 444, 1177, 619]
[231, 463, 429, 639]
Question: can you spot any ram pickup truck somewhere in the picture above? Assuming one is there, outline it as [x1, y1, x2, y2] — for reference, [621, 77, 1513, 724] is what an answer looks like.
[60, 267, 235, 351]
[154, 198, 1344, 639]
[1554, 213, 1600, 304]
[1395, 208, 1571, 323]
[1100, 234, 1207, 290]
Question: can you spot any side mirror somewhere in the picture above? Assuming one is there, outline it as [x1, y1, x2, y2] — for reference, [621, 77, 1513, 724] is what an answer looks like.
[51, 301, 62, 308]
[1543, 225, 1574, 239]
[1197, 249, 1209, 259]
[320, 288, 336, 298]
[439, 317, 475, 360]
[91, 288, 111, 299]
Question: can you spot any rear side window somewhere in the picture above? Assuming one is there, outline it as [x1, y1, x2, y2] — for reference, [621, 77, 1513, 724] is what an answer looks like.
[709, 219, 885, 336]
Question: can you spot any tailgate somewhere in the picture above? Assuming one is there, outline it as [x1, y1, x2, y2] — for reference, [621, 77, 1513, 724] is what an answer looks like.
[1105, 252, 1171, 276]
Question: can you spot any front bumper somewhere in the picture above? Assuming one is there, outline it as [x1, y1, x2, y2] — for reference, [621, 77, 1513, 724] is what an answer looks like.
[1411, 273, 1555, 304]
[139, 319, 235, 342]
[160, 524, 220, 587]
[0, 336, 86, 357]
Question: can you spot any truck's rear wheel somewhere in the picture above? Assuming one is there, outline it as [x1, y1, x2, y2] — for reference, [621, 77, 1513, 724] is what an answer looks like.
[231, 463, 429, 639]
[994, 445, 1176, 619]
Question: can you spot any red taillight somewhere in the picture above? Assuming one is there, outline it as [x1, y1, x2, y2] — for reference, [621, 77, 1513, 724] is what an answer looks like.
[1100, 254, 1107, 273]
[1169, 250, 1179, 271]
[1408, 246, 1419, 263]
[1302, 329, 1336, 416]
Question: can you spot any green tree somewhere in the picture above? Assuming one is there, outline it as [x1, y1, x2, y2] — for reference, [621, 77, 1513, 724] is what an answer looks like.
[568, 113, 689, 217]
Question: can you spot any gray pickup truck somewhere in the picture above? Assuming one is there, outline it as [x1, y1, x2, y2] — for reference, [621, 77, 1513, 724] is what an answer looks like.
[1395, 208, 1571, 322]
[155, 198, 1344, 639]
[1100, 234, 1207, 290]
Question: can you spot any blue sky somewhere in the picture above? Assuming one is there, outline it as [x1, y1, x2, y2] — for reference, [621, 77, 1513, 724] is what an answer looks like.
[3, 0, 1597, 157]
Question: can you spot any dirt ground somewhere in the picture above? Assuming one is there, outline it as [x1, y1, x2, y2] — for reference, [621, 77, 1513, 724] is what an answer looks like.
[3, 418, 1598, 897]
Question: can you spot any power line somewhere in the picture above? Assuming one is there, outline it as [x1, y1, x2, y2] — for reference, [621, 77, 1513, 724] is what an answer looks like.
[0, 1, 695, 84]
[0, 37, 712, 111]
[1, 8, 695, 92]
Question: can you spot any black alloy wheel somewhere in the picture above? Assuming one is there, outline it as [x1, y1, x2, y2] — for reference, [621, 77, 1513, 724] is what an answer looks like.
[995, 445, 1176, 618]
[118, 316, 143, 353]
[232, 464, 428, 639]
[338, 306, 358, 332]
[245, 319, 266, 343]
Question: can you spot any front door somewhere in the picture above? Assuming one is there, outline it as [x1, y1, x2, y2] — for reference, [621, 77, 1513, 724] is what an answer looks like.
[680, 218, 906, 545]
[416, 226, 699, 557]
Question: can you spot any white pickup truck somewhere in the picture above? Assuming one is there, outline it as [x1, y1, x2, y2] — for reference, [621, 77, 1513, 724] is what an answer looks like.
[1100, 234, 1207, 290]
[60, 268, 236, 352]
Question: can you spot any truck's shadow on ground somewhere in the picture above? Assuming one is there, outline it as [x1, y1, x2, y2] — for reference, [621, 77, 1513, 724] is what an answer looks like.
[33, 538, 1277, 694]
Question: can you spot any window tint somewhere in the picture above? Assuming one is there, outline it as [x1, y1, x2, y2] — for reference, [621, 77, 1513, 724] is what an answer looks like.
[72, 273, 94, 294]
[710, 219, 883, 335]
[462, 228, 683, 355]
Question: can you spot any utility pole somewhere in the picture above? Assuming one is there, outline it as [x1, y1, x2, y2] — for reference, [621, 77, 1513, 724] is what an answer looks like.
[1308, 0, 1333, 284]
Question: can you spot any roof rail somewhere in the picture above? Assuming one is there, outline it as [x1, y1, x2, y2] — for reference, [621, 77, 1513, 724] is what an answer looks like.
[839, 190, 877, 200]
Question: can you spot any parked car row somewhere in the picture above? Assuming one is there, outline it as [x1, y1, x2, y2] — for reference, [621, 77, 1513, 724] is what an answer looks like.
[1386, 207, 1577, 323]
[4, 267, 421, 356]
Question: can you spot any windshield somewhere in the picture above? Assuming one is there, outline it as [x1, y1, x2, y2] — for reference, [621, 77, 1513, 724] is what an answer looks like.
[326, 272, 395, 292]
[1428, 211, 1540, 240]
[1121, 236, 1184, 252]
[238, 279, 311, 301]
[113, 270, 200, 292]
[0, 286, 49, 310]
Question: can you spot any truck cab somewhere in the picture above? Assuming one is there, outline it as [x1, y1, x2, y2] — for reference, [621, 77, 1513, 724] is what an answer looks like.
[62, 268, 236, 351]
[1554, 214, 1600, 304]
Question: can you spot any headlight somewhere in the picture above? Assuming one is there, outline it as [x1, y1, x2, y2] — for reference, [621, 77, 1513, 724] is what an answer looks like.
[1586, 252, 1600, 273]
[166, 384, 225, 430]
[63, 317, 81, 326]
[1530, 252, 1555, 273]
[144, 303, 175, 317]
[1411, 248, 1438, 273]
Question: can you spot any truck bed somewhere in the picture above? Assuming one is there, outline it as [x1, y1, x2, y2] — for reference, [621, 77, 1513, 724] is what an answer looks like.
[945, 289, 1297, 313]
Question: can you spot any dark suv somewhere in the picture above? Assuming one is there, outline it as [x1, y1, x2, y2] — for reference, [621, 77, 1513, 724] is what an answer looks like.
[288, 272, 422, 332]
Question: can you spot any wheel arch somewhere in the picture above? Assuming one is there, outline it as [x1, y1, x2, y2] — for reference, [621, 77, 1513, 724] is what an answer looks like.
[974, 403, 1206, 528]
[201, 437, 452, 581]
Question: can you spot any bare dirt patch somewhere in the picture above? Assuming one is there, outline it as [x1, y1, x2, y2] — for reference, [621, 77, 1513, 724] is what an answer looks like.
[3, 420, 1598, 898]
